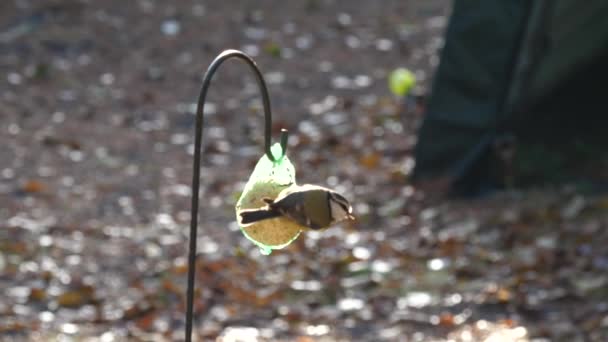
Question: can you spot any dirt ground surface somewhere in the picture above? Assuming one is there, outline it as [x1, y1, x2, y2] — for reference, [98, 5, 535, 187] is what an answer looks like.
[2, 1, 608, 341]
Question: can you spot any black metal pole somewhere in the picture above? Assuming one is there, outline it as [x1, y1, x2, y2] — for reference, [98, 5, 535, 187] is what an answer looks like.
[185, 50, 287, 341]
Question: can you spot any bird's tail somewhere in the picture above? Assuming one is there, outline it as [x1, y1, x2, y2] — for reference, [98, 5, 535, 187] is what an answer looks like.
[239, 208, 281, 225]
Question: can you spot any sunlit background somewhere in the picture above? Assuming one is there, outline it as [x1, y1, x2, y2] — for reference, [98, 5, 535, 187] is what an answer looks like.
[2, 1, 608, 341]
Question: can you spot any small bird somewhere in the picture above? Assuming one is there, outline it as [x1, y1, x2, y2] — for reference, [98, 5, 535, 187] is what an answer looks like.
[239, 184, 354, 230]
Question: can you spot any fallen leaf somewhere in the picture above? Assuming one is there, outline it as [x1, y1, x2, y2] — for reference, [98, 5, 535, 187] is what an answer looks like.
[135, 310, 158, 330]
[57, 286, 95, 308]
[295, 337, 315, 342]
[439, 312, 455, 327]
[359, 153, 381, 169]
[496, 288, 512, 303]
[22, 180, 47, 193]
[28, 288, 46, 302]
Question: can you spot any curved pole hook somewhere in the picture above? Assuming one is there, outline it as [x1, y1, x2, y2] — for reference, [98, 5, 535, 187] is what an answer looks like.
[185, 49, 288, 341]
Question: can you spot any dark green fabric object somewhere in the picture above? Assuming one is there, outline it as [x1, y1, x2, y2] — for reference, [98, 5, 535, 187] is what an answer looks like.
[413, 0, 529, 195]
[413, 0, 608, 194]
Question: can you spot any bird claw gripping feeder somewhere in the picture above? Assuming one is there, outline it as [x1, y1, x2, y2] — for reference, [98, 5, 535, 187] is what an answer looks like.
[184, 50, 301, 341]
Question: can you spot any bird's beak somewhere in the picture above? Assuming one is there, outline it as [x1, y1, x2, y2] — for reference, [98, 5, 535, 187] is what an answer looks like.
[347, 214, 356, 221]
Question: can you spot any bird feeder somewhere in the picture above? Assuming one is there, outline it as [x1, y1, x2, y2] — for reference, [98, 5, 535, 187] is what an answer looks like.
[184, 49, 300, 341]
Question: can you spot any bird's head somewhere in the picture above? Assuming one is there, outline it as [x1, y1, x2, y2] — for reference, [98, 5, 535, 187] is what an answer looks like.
[328, 191, 354, 223]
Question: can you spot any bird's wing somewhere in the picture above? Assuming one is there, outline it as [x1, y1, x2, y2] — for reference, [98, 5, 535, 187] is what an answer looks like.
[272, 190, 327, 229]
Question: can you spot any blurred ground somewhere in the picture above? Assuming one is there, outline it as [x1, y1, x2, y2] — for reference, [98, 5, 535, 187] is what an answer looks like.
[1, 1, 608, 341]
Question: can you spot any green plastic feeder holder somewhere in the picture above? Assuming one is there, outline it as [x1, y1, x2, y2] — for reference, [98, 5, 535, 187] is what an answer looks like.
[235, 143, 302, 255]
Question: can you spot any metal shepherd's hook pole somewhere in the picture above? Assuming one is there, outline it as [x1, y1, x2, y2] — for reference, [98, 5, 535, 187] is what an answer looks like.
[185, 50, 288, 341]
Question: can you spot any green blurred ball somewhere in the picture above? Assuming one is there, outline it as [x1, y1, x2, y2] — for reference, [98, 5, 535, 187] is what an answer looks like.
[388, 68, 416, 97]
